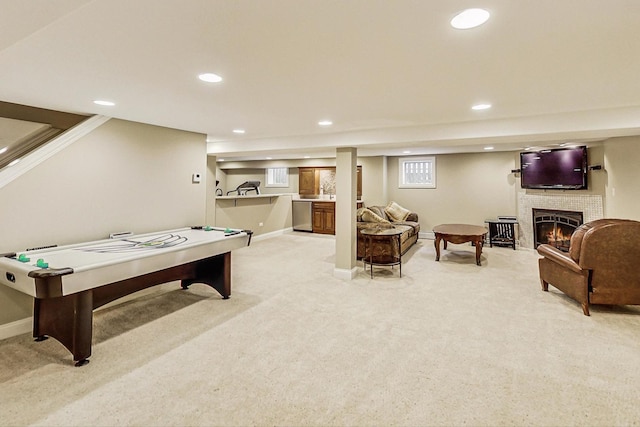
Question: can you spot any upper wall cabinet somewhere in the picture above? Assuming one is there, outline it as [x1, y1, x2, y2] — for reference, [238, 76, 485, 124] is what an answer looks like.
[299, 168, 316, 195]
[298, 166, 362, 198]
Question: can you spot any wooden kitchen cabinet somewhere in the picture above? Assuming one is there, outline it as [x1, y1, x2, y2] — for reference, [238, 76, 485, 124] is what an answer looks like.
[299, 168, 317, 195]
[312, 202, 335, 235]
[298, 166, 362, 197]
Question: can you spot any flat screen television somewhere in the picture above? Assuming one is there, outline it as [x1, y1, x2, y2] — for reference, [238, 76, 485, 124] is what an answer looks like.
[520, 146, 588, 190]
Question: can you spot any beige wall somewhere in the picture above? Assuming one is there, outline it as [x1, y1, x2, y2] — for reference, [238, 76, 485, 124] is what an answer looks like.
[212, 167, 296, 235]
[603, 136, 640, 220]
[385, 151, 519, 232]
[0, 119, 207, 324]
[205, 156, 218, 225]
[210, 152, 520, 234]
[358, 156, 386, 206]
[215, 195, 293, 235]
[207, 141, 639, 236]
[221, 168, 298, 195]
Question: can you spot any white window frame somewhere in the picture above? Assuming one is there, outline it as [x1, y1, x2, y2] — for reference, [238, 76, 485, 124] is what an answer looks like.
[398, 156, 436, 188]
[265, 167, 289, 188]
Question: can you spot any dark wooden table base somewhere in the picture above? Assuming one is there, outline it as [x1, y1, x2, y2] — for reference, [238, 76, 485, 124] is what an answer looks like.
[33, 252, 231, 366]
[433, 224, 488, 266]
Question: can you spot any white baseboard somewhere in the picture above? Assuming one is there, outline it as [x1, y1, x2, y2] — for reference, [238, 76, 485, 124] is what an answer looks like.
[419, 231, 434, 240]
[334, 266, 359, 280]
[252, 227, 293, 242]
[0, 317, 32, 340]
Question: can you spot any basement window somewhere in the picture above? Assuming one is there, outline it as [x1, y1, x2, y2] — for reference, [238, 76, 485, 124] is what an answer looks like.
[265, 167, 289, 188]
[398, 156, 436, 188]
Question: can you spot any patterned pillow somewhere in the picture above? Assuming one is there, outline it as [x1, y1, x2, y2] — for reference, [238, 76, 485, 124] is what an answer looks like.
[384, 201, 411, 222]
[361, 208, 390, 223]
[356, 206, 368, 221]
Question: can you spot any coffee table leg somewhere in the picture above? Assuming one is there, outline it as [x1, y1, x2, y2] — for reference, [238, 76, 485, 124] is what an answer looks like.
[434, 235, 441, 261]
[475, 238, 482, 265]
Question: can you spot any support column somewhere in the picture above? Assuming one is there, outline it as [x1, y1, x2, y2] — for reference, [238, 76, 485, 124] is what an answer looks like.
[334, 147, 358, 280]
[205, 155, 217, 226]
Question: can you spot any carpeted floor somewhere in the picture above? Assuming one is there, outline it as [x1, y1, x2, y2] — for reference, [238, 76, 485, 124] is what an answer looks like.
[1, 232, 640, 426]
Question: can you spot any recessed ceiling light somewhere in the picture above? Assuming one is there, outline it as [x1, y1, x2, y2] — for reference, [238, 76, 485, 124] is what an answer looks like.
[318, 120, 333, 126]
[484, 146, 494, 150]
[472, 103, 492, 110]
[0, 147, 7, 154]
[8, 158, 20, 166]
[93, 100, 115, 106]
[403, 151, 412, 154]
[304, 156, 310, 159]
[233, 129, 245, 134]
[451, 8, 490, 29]
[198, 73, 223, 83]
[266, 157, 272, 160]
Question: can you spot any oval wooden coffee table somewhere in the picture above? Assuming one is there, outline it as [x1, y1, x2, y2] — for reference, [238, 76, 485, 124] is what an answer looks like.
[433, 224, 488, 266]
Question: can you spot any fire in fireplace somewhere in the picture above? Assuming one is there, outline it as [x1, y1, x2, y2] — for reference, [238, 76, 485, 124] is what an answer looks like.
[533, 208, 583, 251]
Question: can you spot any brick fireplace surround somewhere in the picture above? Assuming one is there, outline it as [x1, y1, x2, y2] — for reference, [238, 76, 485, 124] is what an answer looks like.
[517, 193, 604, 249]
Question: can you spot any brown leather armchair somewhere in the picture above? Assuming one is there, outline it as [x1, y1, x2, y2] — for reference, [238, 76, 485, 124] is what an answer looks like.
[537, 218, 640, 316]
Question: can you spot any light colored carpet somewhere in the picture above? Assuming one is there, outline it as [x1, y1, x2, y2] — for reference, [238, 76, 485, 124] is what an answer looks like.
[1, 232, 640, 426]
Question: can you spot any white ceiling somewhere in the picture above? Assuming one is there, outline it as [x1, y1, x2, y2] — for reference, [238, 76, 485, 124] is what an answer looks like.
[1, 0, 640, 161]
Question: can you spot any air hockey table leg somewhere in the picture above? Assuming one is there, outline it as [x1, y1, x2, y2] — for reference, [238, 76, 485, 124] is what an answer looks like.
[180, 252, 231, 299]
[33, 290, 93, 366]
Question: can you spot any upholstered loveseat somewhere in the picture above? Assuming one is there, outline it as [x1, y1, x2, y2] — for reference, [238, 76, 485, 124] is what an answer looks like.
[356, 202, 420, 264]
[537, 218, 640, 315]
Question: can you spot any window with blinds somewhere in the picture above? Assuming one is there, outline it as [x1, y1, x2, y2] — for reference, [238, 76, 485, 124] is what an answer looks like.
[398, 157, 436, 188]
[265, 167, 289, 187]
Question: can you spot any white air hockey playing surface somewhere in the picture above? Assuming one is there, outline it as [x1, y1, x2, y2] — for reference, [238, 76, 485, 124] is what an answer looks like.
[0, 226, 252, 366]
[0, 226, 251, 297]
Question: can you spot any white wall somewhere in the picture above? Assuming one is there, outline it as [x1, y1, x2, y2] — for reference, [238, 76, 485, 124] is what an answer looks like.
[0, 119, 207, 325]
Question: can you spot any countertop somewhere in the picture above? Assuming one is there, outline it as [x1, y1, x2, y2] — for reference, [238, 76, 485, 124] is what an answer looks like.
[292, 196, 362, 203]
[217, 193, 283, 200]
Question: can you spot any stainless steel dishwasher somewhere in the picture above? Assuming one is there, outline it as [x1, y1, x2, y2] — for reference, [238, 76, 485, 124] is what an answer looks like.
[292, 200, 313, 231]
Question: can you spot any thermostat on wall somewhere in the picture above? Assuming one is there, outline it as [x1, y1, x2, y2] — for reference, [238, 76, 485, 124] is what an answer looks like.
[192, 173, 201, 183]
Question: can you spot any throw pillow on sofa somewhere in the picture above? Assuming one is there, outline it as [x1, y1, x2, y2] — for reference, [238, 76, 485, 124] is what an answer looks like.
[384, 201, 411, 222]
[361, 208, 390, 223]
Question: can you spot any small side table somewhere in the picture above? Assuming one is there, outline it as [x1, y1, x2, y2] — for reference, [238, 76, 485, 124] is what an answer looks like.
[360, 227, 403, 278]
[484, 218, 517, 250]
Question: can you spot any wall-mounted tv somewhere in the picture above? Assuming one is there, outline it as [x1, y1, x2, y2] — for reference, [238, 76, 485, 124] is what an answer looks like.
[520, 146, 588, 190]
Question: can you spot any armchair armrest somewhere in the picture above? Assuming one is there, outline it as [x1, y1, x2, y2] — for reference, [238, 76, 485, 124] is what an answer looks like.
[537, 244, 584, 274]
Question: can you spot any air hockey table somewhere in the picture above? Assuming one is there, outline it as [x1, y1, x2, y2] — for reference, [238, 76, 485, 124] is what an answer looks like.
[0, 226, 252, 366]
